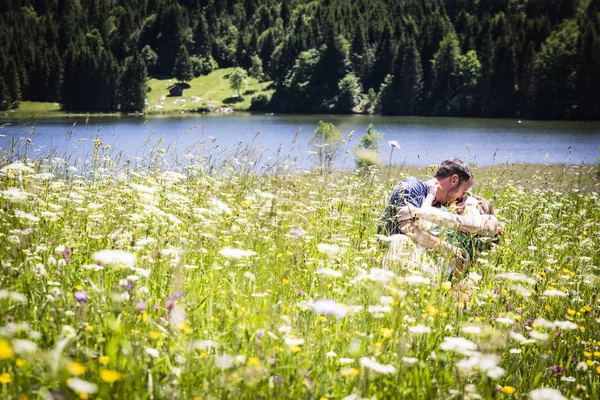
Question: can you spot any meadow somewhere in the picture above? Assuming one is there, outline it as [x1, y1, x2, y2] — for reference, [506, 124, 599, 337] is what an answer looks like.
[4, 68, 273, 119]
[0, 131, 599, 400]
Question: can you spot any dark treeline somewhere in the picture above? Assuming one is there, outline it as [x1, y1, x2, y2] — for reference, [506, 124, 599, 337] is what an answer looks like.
[1, 0, 600, 119]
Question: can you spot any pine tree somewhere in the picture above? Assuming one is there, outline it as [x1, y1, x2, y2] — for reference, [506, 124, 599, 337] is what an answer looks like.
[173, 45, 194, 82]
[120, 52, 148, 112]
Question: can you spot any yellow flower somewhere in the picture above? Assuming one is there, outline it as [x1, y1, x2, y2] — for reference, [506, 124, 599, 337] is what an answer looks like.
[586, 359, 594, 367]
[441, 281, 452, 291]
[289, 345, 301, 353]
[0, 373, 11, 384]
[99, 356, 109, 365]
[341, 367, 360, 377]
[583, 305, 592, 312]
[68, 362, 86, 376]
[0, 340, 14, 360]
[594, 352, 600, 357]
[514, 314, 522, 322]
[597, 366, 600, 374]
[100, 369, 121, 383]
[380, 328, 393, 339]
[545, 305, 551, 312]
[584, 351, 592, 358]
[500, 386, 516, 395]
[282, 278, 289, 285]
[248, 357, 260, 366]
[85, 326, 94, 332]
[426, 305, 439, 317]
[16, 358, 25, 367]
[567, 309, 576, 316]
[149, 331, 160, 339]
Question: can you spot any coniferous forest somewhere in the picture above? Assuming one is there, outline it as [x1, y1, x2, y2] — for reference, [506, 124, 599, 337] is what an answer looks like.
[1, 0, 600, 119]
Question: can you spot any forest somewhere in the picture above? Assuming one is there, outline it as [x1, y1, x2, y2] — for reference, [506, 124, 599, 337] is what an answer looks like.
[1, 0, 599, 119]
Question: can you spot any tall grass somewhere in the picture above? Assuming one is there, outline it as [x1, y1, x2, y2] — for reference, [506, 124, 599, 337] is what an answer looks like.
[0, 125, 598, 400]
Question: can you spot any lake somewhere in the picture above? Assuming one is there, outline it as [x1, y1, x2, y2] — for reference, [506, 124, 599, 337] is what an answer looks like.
[1, 113, 599, 170]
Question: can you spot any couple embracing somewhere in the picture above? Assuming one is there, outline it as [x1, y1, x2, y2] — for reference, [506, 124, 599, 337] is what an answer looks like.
[378, 158, 502, 288]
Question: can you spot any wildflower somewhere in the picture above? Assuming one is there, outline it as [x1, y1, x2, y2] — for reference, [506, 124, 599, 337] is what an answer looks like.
[359, 357, 397, 374]
[68, 362, 86, 376]
[408, 325, 431, 335]
[426, 305, 439, 317]
[528, 387, 566, 400]
[380, 328, 393, 339]
[441, 281, 452, 291]
[439, 337, 477, 355]
[100, 369, 121, 383]
[316, 268, 343, 278]
[248, 357, 260, 366]
[316, 243, 344, 257]
[218, 247, 256, 260]
[501, 386, 516, 395]
[313, 300, 347, 319]
[67, 378, 98, 395]
[136, 301, 148, 310]
[99, 356, 109, 365]
[341, 367, 360, 377]
[16, 359, 25, 367]
[388, 141, 400, 149]
[0, 340, 14, 359]
[543, 289, 567, 297]
[289, 345, 301, 353]
[145, 348, 159, 358]
[0, 373, 11, 384]
[496, 272, 536, 285]
[92, 250, 136, 268]
[567, 309, 576, 316]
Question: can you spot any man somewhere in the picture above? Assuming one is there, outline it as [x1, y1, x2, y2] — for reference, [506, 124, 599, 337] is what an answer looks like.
[378, 158, 473, 236]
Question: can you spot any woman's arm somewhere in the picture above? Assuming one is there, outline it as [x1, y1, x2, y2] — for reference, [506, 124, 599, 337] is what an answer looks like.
[407, 206, 501, 237]
[402, 221, 468, 274]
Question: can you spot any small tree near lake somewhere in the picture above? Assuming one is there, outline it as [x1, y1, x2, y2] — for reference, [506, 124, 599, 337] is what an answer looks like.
[229, 67, 248, 97]
[310, 121, 343, 172]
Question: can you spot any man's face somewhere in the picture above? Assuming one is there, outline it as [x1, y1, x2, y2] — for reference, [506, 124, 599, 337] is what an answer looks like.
[436, 176, 472, 207]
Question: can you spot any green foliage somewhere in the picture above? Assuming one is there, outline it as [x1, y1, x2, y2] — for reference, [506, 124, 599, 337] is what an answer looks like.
[310, 120, 343, 170]
[228, 67, 248, 96]
[1, 0, 600, 118]
[120, 53, 148, 112]
[354, 124, 383, 168]
[173, 45, 194, 82]
[334, 73, 362, 113]
[249, 55, 264, 81]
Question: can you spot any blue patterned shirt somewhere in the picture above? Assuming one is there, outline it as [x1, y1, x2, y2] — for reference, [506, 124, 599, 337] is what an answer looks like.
[378, 177, 428, 235]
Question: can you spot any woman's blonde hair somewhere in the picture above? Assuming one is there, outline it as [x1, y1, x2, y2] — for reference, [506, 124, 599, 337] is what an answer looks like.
[471, 194, 495, 215]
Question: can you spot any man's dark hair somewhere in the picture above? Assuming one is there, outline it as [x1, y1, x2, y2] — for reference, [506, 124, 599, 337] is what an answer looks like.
[434, 158, 473, 183]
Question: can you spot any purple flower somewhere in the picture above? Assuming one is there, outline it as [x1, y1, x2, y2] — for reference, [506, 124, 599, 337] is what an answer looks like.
[297, 290, 305, 296]
[256, 329, 264, 340]
[40, 237, 45, 243]
[136, 301, 148, 310]
[290, 229, 304, 237]
[551, 365, 563, 375]
[170, 291, 184, 301]
[74, 290, 88, 304]
[165, 299, 175, 310]
[125, 281, 134, 290]
[61, 248, 70, 256]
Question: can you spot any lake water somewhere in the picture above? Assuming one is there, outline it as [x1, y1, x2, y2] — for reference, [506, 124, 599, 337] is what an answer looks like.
[1, 113, 599, 170]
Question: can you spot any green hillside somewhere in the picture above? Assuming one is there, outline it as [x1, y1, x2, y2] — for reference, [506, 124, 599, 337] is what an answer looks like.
[2, 69, 273, 119]
[146, 68, 272, 114]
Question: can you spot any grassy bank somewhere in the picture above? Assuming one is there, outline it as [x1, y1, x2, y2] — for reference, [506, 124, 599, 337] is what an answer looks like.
[2, 68, 273, 119]
[0, 137, 599, 399]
